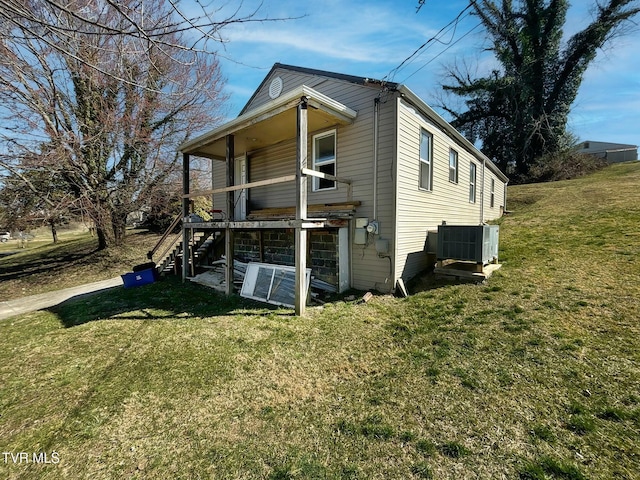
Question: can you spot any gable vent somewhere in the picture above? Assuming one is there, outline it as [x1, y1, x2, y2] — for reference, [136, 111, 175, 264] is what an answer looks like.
[269, 76, 283, 99]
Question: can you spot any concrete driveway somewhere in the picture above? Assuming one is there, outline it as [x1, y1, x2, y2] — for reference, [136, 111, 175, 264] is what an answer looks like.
[0, 277, 123, 321]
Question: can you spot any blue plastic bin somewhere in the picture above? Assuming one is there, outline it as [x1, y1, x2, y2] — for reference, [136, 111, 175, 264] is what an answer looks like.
[121, 268, 156, 288]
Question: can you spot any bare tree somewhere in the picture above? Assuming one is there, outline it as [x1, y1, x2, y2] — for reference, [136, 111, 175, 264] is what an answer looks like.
[0, 0, 227, 249]
[0, 0, 284, 87]
[0, 162, 79, 243]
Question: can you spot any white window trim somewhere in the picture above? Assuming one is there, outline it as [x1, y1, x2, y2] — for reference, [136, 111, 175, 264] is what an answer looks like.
[312, 129, 337, 192]
[419, 129, 433, 191]
[449, 148, 458, 184]
[469, 162, 477, 203]
[490, 178, 495, 208]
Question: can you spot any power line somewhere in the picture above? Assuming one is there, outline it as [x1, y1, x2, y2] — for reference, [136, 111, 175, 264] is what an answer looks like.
[400, 21, 482, 84]
[395, 10, 472, 76]
[384, 0, 478, 83]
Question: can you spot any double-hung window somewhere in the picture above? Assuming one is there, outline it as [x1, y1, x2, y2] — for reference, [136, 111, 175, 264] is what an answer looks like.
[312, 130, 336, 191]
[469, 162, 477, 203]
[449, 149, 458, 183]
[490, 178, 495, 207]
[419, 129, 433, 191]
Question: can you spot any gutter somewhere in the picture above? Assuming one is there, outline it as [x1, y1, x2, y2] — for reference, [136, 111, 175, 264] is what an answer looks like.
[481, 157, 485, 224]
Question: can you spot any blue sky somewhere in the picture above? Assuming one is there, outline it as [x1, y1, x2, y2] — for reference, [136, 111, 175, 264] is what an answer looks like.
[212, 0, 640, 149]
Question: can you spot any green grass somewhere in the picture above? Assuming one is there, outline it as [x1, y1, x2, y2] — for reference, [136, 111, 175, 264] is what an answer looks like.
[0, 227, 162, 300]
[1, 163, 640, 479]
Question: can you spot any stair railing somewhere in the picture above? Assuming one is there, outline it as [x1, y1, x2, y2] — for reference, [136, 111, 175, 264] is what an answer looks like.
[147, 212, 183, 261]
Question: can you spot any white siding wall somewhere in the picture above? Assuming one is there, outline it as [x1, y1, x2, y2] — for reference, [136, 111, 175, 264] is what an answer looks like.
[209, 68, 506, 291]
[212, 67, 398, 291]
[394, 98, 506, 282]
[481, 165, 506, 222]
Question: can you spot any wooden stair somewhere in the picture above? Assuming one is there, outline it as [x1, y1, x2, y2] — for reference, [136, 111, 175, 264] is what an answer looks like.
[155, 231, 224, 276]
[148, 213, 225, 277]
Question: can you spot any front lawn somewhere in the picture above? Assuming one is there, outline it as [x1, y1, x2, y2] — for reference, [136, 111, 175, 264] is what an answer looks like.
[1, 163, 639, 479]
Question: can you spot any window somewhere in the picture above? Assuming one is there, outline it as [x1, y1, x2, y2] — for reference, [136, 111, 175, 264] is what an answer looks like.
[419, 129, 433, 190]
[449, 149, 458, 183]
[469, 162, 477, 203]
[490, 178, 495, 208]
[312, 130, 336, 191]
[240, 263, 311, 308]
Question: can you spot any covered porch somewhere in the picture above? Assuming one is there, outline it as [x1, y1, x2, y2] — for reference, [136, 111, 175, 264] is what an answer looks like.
[179, 86, 358, 315]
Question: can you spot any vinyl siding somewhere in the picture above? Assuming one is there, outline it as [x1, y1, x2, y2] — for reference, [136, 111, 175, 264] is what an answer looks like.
[395, 98, 506, 282]
[481, 167, 506, 221]
[212, 68, 398, 291]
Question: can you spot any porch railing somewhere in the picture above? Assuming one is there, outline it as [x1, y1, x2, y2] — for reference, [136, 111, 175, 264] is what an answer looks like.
[183, 169, 352, 205]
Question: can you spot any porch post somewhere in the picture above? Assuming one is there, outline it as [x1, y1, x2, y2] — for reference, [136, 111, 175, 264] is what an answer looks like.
[225, 134, 235, 295]
[182, 153, 190, 281]
[295, 97, 308, 316]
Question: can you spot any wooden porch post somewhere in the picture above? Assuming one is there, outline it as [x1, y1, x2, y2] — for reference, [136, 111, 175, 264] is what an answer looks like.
[182, 153, 190, 281]
[295, 97, 308, 316]
[225, 134, 235, 295]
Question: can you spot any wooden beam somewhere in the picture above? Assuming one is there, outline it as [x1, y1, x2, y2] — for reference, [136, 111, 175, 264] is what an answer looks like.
[226, 135, 235, 219]
[225, 229, 234, 295]
[184, 220, 326, 229]
[225, 135, 235, 294]
[183, 175, 296, 198]
[301, 167, 351, 185]
[258, 230, 264, 263]
[182, 153, 190, 282]
[295, 97, 308, 316]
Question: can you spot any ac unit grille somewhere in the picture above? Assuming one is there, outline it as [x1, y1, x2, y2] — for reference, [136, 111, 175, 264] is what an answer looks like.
[436, 225, 499, 264]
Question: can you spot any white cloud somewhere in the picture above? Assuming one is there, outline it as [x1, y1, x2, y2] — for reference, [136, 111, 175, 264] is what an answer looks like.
[213, 0, 640, 148]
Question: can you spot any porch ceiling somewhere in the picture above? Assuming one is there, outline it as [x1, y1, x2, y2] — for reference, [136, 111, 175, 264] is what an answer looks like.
[180, 85, 358, 160]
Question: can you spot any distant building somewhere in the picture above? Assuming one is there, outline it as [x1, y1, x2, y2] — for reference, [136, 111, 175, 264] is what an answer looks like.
[578, 141, 638, 163]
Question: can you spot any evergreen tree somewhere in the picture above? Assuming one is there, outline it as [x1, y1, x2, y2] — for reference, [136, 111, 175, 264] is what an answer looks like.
[441, 0, 640, 182]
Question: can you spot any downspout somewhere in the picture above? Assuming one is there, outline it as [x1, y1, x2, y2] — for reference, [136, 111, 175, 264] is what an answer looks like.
[480, 157, 486, 224]
[181, 153, 190, 282]
[504, 178, 509, 214]
[373, 97, 380, 220]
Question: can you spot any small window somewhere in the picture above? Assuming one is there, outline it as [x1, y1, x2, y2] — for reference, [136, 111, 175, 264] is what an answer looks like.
[419, 129, 433, 191]
[469, 162, 477, 203]
[449, 149, 458, 183]
[490, 178, 495, 208]
[312, 130, 336, 191]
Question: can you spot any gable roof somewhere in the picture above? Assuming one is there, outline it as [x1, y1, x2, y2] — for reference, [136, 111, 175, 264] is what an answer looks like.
[239, 63, 398, 116]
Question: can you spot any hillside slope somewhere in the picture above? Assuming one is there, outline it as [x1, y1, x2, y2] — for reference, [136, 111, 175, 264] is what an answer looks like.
[0, 163, 638, 480]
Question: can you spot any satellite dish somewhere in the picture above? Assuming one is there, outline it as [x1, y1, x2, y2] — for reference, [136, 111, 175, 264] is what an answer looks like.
[269, 76, 283, 99]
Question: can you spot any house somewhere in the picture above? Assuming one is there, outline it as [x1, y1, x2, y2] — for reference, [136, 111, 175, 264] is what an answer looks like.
[577, 141, 638, 163]
[175, 63, 508, 314]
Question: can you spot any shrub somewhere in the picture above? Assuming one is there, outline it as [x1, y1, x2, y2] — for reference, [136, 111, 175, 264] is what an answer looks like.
[527, 151, 607, 184]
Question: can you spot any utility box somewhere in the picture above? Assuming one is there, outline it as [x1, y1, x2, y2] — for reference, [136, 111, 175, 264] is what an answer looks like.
[437, 225, 499, 264]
